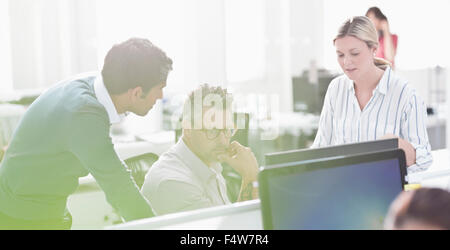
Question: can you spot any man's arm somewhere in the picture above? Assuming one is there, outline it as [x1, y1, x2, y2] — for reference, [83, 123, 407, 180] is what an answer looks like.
[68, 108, 154, 221]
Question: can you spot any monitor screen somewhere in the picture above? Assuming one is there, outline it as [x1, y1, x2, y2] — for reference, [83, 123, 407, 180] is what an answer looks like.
[265, 138, 398, 166]
[260, 149, 406, 230]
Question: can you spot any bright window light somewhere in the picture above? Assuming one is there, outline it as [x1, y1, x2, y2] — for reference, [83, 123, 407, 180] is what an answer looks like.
[224, 0, 266, 83]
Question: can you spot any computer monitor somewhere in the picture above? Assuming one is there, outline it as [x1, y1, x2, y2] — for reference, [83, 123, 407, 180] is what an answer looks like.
[259, 149, 407, 230]
[292, 70, 336, 114]
[265, 138, 398, 166]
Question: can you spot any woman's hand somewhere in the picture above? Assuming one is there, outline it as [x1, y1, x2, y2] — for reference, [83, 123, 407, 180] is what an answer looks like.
[382, 134, 416, 167]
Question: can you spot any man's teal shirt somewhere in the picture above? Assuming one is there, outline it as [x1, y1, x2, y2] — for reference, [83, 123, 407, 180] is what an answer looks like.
[0, 76, 154, 221]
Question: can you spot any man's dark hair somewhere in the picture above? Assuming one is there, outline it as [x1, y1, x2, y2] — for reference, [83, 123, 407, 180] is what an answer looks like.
[101, 38, 173, 95]
[366, 7, 388, 21]
[394, 188, 450, 229]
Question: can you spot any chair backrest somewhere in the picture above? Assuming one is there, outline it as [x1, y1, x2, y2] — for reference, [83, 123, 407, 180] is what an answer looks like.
[124, 153, 159, 189]
[106, 153, 159, 225]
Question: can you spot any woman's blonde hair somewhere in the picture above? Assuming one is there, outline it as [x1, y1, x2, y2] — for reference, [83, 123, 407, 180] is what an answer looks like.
[334, 16, 391, 70]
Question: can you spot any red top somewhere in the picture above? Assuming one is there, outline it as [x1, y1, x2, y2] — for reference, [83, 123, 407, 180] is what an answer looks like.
[376, 34, 398, 66]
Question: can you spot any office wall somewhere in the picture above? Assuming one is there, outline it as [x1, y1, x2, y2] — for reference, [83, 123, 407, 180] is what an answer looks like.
[264, 0, 292, 113]
[0, 0, 13, 95]
[290, 0, 325, 77]
[194, 0, 227, 87]
[228, 0, 326, 113]
[7, 0, 97, 91]
[8, 0, 43, 90]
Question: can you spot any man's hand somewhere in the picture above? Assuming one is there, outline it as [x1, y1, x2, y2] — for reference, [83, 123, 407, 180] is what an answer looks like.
[218, 141, 259, 201]
[217, 141, 259, 184]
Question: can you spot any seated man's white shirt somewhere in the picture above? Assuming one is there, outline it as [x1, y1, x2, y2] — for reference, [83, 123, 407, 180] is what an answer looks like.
[141, 139, 231, 216]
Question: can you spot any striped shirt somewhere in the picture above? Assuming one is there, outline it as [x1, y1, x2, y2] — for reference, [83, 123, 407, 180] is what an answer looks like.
[312, 67, 432, 173]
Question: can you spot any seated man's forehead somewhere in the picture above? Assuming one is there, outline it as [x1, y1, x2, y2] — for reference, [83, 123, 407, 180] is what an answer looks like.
[202, 107, 234, 129]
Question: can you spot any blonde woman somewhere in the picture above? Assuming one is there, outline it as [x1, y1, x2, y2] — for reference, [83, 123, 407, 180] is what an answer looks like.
[312, 16, 432, 172]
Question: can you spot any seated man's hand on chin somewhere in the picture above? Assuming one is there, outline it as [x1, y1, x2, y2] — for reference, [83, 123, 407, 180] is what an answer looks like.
[218, 141, 259, 183]
[217, 141, 259, 201]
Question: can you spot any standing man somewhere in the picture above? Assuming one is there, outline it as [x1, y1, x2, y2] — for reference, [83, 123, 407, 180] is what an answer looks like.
[0, 38, 173, 229]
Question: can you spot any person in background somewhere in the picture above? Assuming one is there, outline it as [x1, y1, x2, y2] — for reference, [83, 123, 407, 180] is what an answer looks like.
[0, 38, 172, 229]
[312, 16, 432, 172]
[141, 84, 259, 216]
[366, 7, 398, 67]
[384, 188, 450, 230]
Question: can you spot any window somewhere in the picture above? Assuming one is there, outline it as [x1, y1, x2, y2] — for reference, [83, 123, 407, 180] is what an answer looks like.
[95, 0, 188, 93]
[224, 0, 266, 83]
[0, 0, 13, 96]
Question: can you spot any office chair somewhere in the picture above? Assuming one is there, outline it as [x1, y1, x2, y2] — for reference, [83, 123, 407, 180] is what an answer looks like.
[108, 152, 159, 225]
[124, 153, 159, 190]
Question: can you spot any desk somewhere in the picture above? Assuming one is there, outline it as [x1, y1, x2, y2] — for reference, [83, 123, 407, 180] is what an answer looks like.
[106, 149, 450, 230]
[408, 149, 450, 189]
[106, 200, 262, 230]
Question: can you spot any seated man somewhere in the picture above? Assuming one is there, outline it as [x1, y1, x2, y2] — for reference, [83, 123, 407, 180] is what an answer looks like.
[141, 84, 259, 216]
